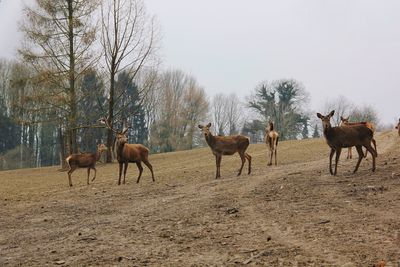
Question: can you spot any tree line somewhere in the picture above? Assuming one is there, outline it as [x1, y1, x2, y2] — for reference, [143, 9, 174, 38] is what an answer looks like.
[0, 0, 379, 170]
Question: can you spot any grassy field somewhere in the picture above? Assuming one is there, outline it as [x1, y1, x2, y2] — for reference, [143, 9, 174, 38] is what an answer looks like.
[1, 132, 400, 266]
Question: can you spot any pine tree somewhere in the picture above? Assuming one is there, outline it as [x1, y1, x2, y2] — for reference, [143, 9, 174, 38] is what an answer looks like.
[312, 124, 320, 138]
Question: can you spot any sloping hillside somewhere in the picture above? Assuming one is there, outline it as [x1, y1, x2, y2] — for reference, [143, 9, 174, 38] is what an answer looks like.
[1, 132, 400, 266]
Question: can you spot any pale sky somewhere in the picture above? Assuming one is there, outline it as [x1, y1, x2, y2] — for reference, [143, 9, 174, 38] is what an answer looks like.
[1, 0, 399, 124]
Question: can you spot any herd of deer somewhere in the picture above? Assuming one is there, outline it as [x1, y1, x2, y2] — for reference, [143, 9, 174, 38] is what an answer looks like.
[65, 114, 400, 187]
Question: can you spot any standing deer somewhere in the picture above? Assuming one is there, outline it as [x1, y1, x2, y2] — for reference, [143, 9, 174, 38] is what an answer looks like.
[340, 116, 377, 159]
[66, 143, 107, 187]
[198, 123, 251, 179]
[317, 111, 377, 175]
[264, 121, 279, 166]
[100, 118, 154, 184]
[396, 118, 400, 136]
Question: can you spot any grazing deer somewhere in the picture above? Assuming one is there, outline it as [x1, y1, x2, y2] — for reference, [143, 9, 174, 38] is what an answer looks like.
[198, 123, 251, 179]
[100, 118, 155, 184]
[264, 121, 279, 166]
[317, 111, 377, 175]
[396, 118, 400, 136]
[66, 143, 107, 187]
[340, 116, 377, 159]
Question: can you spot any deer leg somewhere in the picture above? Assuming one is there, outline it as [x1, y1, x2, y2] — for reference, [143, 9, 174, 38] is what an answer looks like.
[329, 148, 335, 175]
[372, 138, 377, 157]
[87, 168, 90, 185]
[91, 167, 97, 182]
[238, 152, 246, 176]
[67, 167, 75, 187]
[364, 143, 376, 172]
[216, 154, 222, 179]
[245, 153, 252, 174]
[274, 148, 278, 166]
[143, 160, 155, 182]
[136, 162, 144, 183]
[118, 162, 123, 185]
[347, 147, 351, 159]
[67, 171, 73, 187]
[123, 162, 128, 184]
[268, 148, 273, 166]
[334, 147, 341, 175]
[353, 145, 364, 173]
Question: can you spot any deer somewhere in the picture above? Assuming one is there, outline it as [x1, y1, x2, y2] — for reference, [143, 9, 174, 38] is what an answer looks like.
[100, 118, 155, 184]
[396, 118, 400, 136]
[340, 116, 377, 159]
[264, 121, 279, 166]
[198, 123, 251, 179]
[65, 143, 107, 187]
[317, 111, 377, 175]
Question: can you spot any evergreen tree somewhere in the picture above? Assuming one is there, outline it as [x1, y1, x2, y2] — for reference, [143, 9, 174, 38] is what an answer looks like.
[116, 71, 148, 145]
[78, 69, 106, 152]
[249, 79, 310, 140]
[312, 124, 320, 138]
[302, 120, 309, 139]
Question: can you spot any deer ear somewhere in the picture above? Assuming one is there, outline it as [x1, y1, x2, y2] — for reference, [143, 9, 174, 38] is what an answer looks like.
[317, 113, 323, 119]
[329, 110, 335, 117]
[122, 128, 128, 135]
[207, 122, 211, 127]
[198, 125, 203, 129]
[340, 116, 344, 120]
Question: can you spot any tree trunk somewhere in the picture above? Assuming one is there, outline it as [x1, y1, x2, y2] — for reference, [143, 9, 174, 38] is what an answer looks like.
[58, 126, 67, 169]
[106, 72, 115, 163]
[67, 0, 78, 154]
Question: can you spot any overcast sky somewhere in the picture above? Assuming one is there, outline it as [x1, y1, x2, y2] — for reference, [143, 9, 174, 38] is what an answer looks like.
[1, 0, 399, 124]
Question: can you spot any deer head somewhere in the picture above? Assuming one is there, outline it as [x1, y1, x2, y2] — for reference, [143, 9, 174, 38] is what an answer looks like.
[97, 143, 107, 154]
[198, 123, 212, 138]
[99, 117, 129, 145]
[267, 121, 275, 132]
[317, 110, 335, 130]
[340, 116, 350, 124]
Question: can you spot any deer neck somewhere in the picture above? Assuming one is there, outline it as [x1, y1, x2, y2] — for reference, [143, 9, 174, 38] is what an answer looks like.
[322, 124, 334, 141]
[204, 132, 216, 149]
[116, 141, 126, 158]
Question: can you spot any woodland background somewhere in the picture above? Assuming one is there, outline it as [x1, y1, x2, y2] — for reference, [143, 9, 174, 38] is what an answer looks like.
[0, 0, 381, 170]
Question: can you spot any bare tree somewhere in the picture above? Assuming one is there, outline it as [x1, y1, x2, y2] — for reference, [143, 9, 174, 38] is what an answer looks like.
[19, 0, 99, 157]
[225, 93, 242, 135]
[211, 93, 242, 135]
[212, 94, 228, 135]
[323, 95, 353, 126]
[100, 0, 158, 162]
[149, 70, 208, 152]
[349, 105, 379, 125]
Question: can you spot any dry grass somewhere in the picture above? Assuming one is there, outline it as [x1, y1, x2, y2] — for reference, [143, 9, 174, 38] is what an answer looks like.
[0, 138, 327, 199]
[1, 133, 400, 266]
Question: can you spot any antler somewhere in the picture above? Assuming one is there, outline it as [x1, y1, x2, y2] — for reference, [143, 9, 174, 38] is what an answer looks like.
[99, 117, 120, 134]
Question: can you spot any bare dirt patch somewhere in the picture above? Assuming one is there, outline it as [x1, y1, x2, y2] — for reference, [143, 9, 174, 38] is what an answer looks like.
[1, 132, 400, 266]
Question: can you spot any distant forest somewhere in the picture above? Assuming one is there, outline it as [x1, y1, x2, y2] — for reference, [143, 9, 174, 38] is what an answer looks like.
[0, 0, 379, 170]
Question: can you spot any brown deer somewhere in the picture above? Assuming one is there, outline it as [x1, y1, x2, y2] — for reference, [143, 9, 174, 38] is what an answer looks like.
[317, 111, 377, 175]
[66, 143, 107, 187]
[198, 123, 251, 179]
[396, 118, 400, 136]
[264, 121, 279, 166]
[340, 116, 377, 159]
[100, 118, 154, 184]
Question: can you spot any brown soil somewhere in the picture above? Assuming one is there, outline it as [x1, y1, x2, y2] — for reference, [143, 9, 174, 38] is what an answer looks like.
[1, 131, 400, 266]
